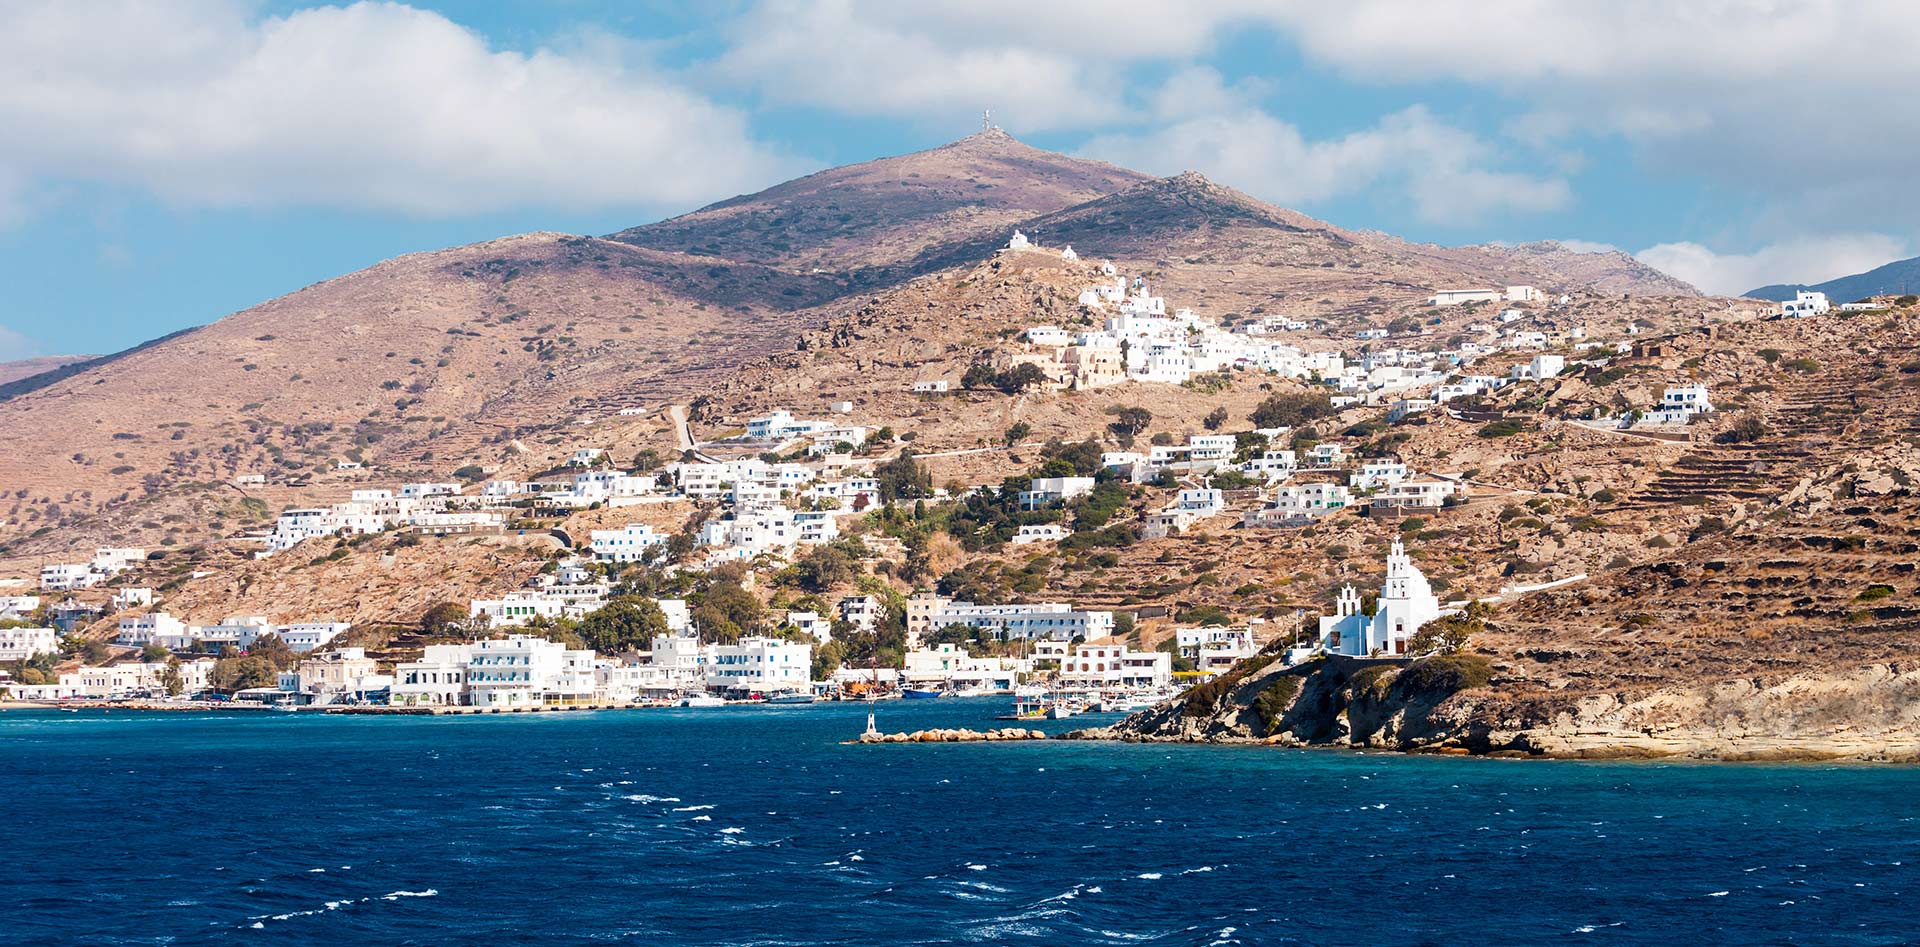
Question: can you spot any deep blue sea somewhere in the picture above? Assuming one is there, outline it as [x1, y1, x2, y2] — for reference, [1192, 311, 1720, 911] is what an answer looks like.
[3, 699, 1917, 946]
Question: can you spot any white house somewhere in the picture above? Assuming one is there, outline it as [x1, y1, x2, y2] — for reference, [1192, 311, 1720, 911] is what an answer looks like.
[111, 588, 154, 610]
[705, 637, 812, 695]
[279, 622, 352, 653]
[1058, 644, 1172, 692]
[1351, 459, 1410, 491]
[1782, 290, 1830, 317]
[1388, 398, 1435, 423]
[391, 643, 472, 707]
[1647, 384, 1714, 425]
[1307, 540, 1441, 658]
[1011, 523, 1069, 545]
[1026, 326, 1073, 347]
[0, 627, 59, 661]
[1244, 483, 1352, 527]
[1505, 285, 1544, 303]
[465, 636, 597, 707]
[589, 524, 668, 563]
[912, 379, 950, 393]
[785, 610, 833, 642]
[1172, 488, 1226, 517]
[115, 612, 188, 647]
[1509, 354, 1566, 382]
[39, 563, 101, 592]
[1429, 289, 1501, 306]
[1019, 477, 1095, 511]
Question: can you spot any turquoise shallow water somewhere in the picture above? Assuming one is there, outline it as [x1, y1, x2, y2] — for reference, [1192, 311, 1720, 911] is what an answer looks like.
[2, 698, 1917, 946]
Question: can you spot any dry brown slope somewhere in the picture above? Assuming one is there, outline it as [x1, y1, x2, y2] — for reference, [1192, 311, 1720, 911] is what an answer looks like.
[610, 128, 1150, 291]
[0, 233, 805, 557]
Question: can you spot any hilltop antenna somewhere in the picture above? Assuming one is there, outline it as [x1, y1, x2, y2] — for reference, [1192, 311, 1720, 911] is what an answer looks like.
[982, 109, 992, 133]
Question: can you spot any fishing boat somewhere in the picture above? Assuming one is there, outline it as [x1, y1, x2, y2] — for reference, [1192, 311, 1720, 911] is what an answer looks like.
[901, 687, 944, 700]
[763, 690, 816, 705]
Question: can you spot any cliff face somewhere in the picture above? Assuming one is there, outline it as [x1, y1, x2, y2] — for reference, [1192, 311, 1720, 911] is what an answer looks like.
[1078, 653, 1920, 762]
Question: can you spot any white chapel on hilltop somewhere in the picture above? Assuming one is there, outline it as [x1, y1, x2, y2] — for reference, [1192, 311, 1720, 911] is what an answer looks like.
[1309, 540, 1442, 658]
[1005, 230, 1031, 251]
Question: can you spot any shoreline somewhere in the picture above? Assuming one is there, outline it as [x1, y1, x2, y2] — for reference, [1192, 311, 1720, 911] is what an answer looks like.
[1062, 726, 1920, 764]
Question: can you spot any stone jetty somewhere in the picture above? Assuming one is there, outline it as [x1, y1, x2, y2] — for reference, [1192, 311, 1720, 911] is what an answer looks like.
[856, 727, 1048, 744]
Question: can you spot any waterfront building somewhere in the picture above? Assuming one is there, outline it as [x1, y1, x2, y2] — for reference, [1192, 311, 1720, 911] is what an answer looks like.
[705, 637, 812, 695]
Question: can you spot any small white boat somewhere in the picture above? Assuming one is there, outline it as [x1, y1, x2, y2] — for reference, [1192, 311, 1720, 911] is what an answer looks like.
[677, 693, 726, 708]
[763, 691, 816, 705]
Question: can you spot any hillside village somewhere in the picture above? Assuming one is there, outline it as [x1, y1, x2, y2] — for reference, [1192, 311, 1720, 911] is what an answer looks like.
[4, 131, 1919, 755]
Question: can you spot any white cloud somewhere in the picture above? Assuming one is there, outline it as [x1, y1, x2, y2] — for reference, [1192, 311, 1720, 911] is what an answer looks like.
[1081, 106, 1570, 224]
[1555, 239, 1620, 254]
[1634, 234, 1909, 296]
[1249, 2, 1920, 228]
[0, 0, 803, 218]
[711, 0, 1158, 132]
[0, 326, 40, 362]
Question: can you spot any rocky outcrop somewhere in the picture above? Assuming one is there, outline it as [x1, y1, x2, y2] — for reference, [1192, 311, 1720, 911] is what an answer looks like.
[1070, 653, 1920, 762]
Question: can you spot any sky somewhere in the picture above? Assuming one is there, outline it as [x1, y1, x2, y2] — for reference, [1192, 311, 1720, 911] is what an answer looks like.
[2, 0, 1917, 359]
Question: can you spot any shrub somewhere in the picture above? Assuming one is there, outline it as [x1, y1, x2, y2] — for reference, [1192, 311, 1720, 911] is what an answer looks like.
[1857, 584, 1896, 601]
[1251, 675, 1300, 734]
[1397, 653, 1493, 694]
[1477, 418, 1529, 438]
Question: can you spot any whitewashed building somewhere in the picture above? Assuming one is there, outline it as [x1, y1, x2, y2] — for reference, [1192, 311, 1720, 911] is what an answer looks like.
[1307, 540, 1442, 659]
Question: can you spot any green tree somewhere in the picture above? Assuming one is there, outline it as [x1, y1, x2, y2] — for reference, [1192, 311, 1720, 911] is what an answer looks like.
[248, 633, 294, 670]
[692, 580, 765, 644]
[577, 597, 670, 654]
[1003, 421, 1032, 446]
[792, 545, 857, 593]
[997, 362, 1048, 394]
[420, 601, 468, 637]
[1249, 390, 1335, 428]
[1202, 406, 1230, 431]
[1105, 405, 1153, 438]
[211, 655, 278, 692]
[875, 451, 932, 503]
[160, 656, 186, 697]
[141, 643, 172, 663]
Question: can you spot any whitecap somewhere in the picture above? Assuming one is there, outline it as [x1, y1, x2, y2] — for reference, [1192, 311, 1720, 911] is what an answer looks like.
[382, 889, 438, 900]
[1086, 886, 1102, 894]
[307, 868, 326, 873]
[250, 922, 264, 929]
[718, 827, 745, 834]
[1137, 872, 1163, 880]
[1707, 891, 1729, 897]
[848, 854, 865, 861]
[691, 815, 712, 822]
[1181, 866, 1217, 874]
[623, 794, 681, 804]
[967, 863, 988, 871]
[673, 805, 715, 812]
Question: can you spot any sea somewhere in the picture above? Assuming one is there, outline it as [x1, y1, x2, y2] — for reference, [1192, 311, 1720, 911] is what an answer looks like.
[2, 699, 1916, 946]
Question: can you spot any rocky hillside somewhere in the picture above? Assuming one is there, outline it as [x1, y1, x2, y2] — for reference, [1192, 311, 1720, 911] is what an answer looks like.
[611, 127, 1151, 295]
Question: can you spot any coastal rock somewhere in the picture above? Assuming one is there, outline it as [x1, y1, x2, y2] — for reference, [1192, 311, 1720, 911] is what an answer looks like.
[1094, 653, 1920, 762]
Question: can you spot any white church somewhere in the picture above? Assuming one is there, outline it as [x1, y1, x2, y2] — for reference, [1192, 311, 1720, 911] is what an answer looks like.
[1299, 540, 1442, 660]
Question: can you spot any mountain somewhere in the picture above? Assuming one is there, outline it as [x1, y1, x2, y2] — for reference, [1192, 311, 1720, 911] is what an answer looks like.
[0, 355, 95, 387]
[1747, 254, 1920, 302]
[0, 129, 1718, 564]
[609, 127, 1151, 296]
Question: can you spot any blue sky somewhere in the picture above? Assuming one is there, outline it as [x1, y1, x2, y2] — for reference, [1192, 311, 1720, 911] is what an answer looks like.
[3, 1, 1915, 359]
